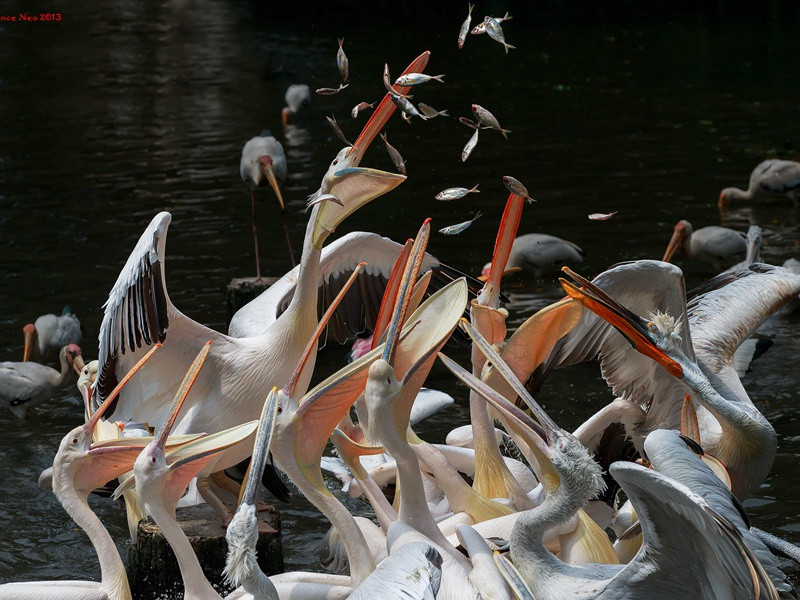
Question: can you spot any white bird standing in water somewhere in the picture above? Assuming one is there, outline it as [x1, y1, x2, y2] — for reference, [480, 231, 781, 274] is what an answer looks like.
[662, 219, 746, 271]
[22, 306, 82, 363]
[718, 159, 800, 212]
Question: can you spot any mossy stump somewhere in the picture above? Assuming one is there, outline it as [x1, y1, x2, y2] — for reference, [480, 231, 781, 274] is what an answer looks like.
[226, 277, 279, 323]
[127, 503, 282, 599]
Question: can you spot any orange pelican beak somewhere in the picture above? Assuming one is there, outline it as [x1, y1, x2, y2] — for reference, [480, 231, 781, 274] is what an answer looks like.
[347, 50, 430, 166]
[661, 222, 687, 263]
[559, 267, 683, 377]
[259, 156, 285, 212]
[479, 194, 524, 306]
[22, 323, 36, 362]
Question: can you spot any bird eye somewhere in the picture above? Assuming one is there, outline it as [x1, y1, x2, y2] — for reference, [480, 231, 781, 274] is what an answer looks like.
[386, 378, 391, 385]
[71, 438, 78, 444]
[277, 406, 283, 414]
[332, 159, 339, 165]
[647, 322, 658, 333]
[151, 456, 156, 463]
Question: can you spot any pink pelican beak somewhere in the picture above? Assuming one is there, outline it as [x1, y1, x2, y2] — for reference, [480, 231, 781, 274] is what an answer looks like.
[22, 323, 36, 362]
[259, 155, 285, 212]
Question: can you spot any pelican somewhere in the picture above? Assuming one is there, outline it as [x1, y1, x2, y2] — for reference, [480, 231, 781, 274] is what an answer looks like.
[281, 84, 311, 125]
[722, 224, 762, 274]
[240, 131, 292, 273]
[718, 159, 800, 212]
[22, 306, 81, 363]
[91, 50, 432, 524]
[481, 232, 584, 279]
[662, 219, 746, 270]
[556, 262, 800, 498]
[1, 344, 84, 418]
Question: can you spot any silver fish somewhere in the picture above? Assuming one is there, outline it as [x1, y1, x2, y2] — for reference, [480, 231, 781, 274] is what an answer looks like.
[351, 101, 376, 119]
[337, 38, 349, 83]
[383, 64, 412, 98]
[588, 211, 618, 221]
[458, 3, 474, 49]
[394, 73, 446, 86]
[419, 103, 450, 119]
[502, 176, 535, 202]
[483, 16, 515, 53]
[472, 104, 510, 138]
[471, 12, 512, 35]
[306, 193, 344, 212]
[380, 132, 406, 175]
[435, 183, 480, 201]
[325, 115, 352, 146]
[390, 92, 427, 121]
[316, 83, 349, 95]
[462, 127, 479, 162]
[439, 211, 483, 235]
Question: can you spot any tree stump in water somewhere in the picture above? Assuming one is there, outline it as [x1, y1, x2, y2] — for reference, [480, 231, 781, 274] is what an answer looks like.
[226, 277, 279, 323]
[127, 503, 282, 599]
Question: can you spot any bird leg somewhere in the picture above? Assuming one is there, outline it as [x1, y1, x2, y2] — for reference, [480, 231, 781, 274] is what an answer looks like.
[251, 189, 262, 282]
[210, 470, 242, 497]
[281, 210, 297, 269]
[196, 475, 234, 527]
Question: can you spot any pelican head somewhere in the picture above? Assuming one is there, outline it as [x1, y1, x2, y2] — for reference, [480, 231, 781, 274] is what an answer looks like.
[662, 219, 693, 263]
[549, 430, 605, 500]
[22, 322, 36, 361]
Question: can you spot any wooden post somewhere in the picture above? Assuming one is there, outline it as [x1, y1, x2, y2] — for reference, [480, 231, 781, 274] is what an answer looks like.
[127, 503, 282, 599]
[226, 276, 279, 323]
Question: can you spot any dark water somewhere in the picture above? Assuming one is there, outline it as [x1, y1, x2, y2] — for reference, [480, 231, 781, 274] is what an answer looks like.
[2, 0, 800, 588]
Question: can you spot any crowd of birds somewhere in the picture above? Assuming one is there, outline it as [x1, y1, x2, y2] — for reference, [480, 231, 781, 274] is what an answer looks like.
[3, 6, 800, 600]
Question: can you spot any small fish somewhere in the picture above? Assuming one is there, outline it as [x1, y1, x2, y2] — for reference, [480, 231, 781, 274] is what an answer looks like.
[435, 183, 480, 201]
[470, 12, 512, 35]
[390, 92, 427, 121]
[418, 103, 449, 119]
[458, 3, 474, 49]
[460, 116, 479, 129]
[483, 16, 515, 53]
[306, 193, 344, 212]
[439, 211, 483, 235]
[382, 64, 412, 98]
[380, 132, 407, 175]
[462, 128, 479, 162]
[472, 104, 511, 138]
[588, 211, 618, 221]
[351, 101, 376, 119]
[316, 83, 349, 95]
[337, 38, 349, 83]
[502, 176, 535, 203]
[394, 73, 446, 86]
[325, 115, 352, 146]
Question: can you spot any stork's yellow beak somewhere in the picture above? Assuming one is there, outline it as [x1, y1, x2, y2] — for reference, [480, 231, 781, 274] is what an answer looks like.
[260, 157, 285, 212]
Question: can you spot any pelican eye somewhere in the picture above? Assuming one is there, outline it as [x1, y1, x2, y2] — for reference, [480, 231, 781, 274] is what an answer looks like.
[151, 456, 156, 463]
[647, 322, 658, 333]
[71, 438, 78, 444]
[277, 406, 283, 414]
[332, 159, 339, 165]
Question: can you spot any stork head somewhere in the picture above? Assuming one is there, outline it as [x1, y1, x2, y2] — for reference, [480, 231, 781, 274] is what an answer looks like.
[63, 344, 85, 375]
[662, 219, 693, 263]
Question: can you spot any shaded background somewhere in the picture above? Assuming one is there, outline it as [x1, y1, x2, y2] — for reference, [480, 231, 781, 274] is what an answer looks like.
[1, 0, 799, 590]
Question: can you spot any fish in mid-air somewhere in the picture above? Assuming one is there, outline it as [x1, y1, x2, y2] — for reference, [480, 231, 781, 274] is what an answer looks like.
[472, 104, 511, 138]
[380, 132, 407, 175]
[394, 73, 446, 86]
[462, 128, 480, 162]
[316, 83, 349, 95]
[483, 16, 515, 53]
[390, 92, 427, 121]
[471, 12, 512, 35]
[439, 211, 483, 235]
[588, 211, 618, 221]
[436, 184, 480, 201]
[458, 3, 474, 49]
[325, 115, 352, 146]
[351, 101, 376, 119]
[418, 103, 449, 119]
[502, 176, 535, 202]
[337, 38, 349, 82]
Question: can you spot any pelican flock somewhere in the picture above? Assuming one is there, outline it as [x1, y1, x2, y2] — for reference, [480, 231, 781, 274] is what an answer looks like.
[4, 13, 800, 600]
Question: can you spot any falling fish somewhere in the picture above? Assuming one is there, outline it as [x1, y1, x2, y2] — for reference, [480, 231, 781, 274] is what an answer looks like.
[390, 92, 427, 121]
[306, 193, 344, 212]
[439, 211, 483, 235]
[588, 211, 618, 220]
[462, 127, 479, 162]
[458, 3, 474, 49]
[316, 83, 349, 95]
[472, 104, 511, 138]
[351, 101, 376, 119]
[382, 64, 411, 98]
[380, 131, 407, 175]
[502, 176, 535, 203]
[337, 38, 349, 83]
[471, 12, 512, 35]
[325, 115, 352, 146]
[436, 183, 480, 201]
[483, 16, 515, 53]
[394, 73, 446, 86]
[418, 103, 449, 118]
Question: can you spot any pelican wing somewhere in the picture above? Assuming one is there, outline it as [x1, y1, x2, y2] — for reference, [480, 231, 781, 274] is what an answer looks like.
[533, 260, 694, 432]
[348, 542, 442, 600]
[0, 362, 53, 402]
[754, 159, 800, 194]
[228, 231, 481, 342]
[606, 462, 778, 600]
[94, 211, 229, 423]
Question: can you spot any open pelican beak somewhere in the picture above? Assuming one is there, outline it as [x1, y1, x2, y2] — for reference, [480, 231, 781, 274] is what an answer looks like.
[22, 324, 35, 362]
[347, 50, 430, 166]
[661, 226, 684, 263]
[479, 194, 524, 306]
[238, 388, 280, 506]
[559, 267, 683, 377]
[259, 156, 285, 212]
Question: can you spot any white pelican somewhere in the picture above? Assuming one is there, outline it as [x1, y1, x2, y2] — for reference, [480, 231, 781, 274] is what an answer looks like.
[22, 306, 81, 363]
[555, 262, 800, 498]
[662, 219, 746, 270]
[1, 344, 84, 419]
[281, 84, 311, 125]
[481, 232, 585, 278]
[718, 159, 800, 212]
[240, 130, 292, 273]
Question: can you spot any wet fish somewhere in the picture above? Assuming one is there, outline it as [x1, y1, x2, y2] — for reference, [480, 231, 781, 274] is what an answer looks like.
[351, 101, 376, 119]
[380, 132, 407, 175]
[316, 83, 349, 95]
[471, 12, 512, 35]
[436, 183, 480, 201]
[418, 103, 449, 119]
[483, 16, 515, 53]
[325, 115, 352, 146]
[439, 211, 483, 235]
[462, 128, 479, 162]
[306, 193, 344, 212]
[383, 63, 412, 98]
[502, 176, 535, 203]
[588, 211, 618, 220]
[472, 104, 511, 138]
[458, 3, 474, 49]
[390, 92, 427, 121]
[394, 73, 446, 86]
[337, 38, 349, 82]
